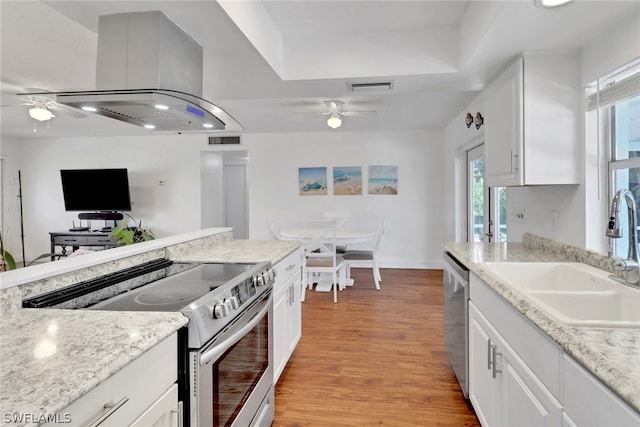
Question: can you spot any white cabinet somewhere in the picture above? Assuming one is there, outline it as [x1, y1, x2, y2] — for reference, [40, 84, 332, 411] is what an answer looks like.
[130, 384, 180, 427]
[562, 354, 640, 427]
[484, 53, 579, 187]
[55, 333, 180, 427]
[469, 303, 562, 427]
[273, 247, 303, 383]
[469, 272, 640, 427]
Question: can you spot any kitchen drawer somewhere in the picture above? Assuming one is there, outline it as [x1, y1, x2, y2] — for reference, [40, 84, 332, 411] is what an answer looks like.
[53, 333, 177, 427]
[273, 247, 303, 292]
[86, 235, 118, 246]
[54, 236, 89, 246]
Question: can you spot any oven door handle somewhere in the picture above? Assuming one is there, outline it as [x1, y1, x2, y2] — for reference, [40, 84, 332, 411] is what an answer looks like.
[199, 297, 271, 367]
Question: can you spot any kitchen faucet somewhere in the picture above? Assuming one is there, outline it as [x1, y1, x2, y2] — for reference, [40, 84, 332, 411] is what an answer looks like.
[606, 189, 640, 286]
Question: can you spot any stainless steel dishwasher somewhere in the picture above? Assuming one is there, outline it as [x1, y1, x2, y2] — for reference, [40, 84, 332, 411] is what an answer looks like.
[443, 251, 470, 398]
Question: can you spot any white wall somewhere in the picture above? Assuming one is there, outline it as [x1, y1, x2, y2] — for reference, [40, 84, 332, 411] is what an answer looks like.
[243, 130, 444, 268]
[2, 129, 443, 269]
[2, 134, 206, 261]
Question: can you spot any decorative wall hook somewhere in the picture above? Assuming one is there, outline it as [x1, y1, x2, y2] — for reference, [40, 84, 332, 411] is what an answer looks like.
[474, 112, 484, 129]
[465, 112, 473, 128]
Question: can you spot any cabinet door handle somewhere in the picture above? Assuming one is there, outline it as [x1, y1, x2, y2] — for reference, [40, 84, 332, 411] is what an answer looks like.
[87, 396, 129, 427]
[171, 401, 183, 427]
[491, 345, 502, 379]
[285, 264, 296, 271]
[487, 339, 493, 370]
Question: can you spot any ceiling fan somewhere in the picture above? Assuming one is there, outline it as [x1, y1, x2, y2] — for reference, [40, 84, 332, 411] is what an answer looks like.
[295, 100, 377, 129]
[1, 85, 86, 122]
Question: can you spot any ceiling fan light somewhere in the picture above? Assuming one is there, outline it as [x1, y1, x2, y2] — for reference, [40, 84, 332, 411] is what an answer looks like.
[533, 0, 572, 8]
[327, 113, 342, 129]
[29, 106, 54, 121]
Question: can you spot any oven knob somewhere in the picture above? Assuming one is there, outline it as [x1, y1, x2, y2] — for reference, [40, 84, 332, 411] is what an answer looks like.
[226, 296, 240, 310]
[257, 275, 265, 287]
[252, 276, 259, 288]
[213, 303, 229, 319]
[267, 269, 275, 281]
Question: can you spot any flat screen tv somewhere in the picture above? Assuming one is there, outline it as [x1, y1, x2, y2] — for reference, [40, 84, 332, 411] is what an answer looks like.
[60, 168, 132, 211]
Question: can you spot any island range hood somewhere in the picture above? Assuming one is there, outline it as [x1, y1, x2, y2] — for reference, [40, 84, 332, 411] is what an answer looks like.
[27, 11, 242, 133]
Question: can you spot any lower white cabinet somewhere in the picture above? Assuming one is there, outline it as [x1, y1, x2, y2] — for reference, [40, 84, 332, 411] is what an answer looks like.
[469, 273, 640, 427]
[562, 354, 640, 427]
[55, 333, 180, 427]
[273, 247, 303, 383]
[130, 384, 180, 427]
[469, 302, 562, 427]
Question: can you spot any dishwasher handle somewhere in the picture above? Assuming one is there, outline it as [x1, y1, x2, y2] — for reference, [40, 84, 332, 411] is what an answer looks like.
[444, 252, 469, 285]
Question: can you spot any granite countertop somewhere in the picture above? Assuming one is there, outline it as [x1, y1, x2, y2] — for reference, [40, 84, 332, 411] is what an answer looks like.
[168, 239, 301, 265]
[444, 240, 640, 413]
[0, 237, 298, 426]
[0, 309, 188, 427]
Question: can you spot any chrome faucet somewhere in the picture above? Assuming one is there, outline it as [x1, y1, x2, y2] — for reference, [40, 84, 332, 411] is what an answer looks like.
[606, 189, 640, 286]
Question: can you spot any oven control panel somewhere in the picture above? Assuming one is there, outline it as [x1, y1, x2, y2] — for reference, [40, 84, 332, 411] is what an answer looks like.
[209, 267, 275, 319]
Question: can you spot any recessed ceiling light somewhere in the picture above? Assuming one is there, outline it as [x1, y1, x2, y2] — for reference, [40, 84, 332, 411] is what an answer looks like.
[202, 123, 214, 128]
[144, 124, 156, 129]
[534, 0, 572, 8]
[154, 104, 169, 110]
[81, 106, 97, 112]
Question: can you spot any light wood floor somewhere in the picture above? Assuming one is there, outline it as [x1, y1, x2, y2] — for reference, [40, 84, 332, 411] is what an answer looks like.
[273, 268, 481, 426]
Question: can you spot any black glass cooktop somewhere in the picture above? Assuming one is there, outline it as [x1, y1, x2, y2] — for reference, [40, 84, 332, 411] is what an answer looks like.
[90, 263, 255, 312]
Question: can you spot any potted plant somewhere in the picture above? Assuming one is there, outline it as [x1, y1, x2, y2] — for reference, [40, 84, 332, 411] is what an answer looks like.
[110, 218, 155, 246]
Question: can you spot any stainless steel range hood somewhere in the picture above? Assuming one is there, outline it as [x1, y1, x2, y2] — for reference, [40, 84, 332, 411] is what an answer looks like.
[43, 11, 242, 133]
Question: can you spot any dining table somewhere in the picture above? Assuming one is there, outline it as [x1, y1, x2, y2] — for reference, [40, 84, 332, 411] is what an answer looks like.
[278, 226, 377, 292]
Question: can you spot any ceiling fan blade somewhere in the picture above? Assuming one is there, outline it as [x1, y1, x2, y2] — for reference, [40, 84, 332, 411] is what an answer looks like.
[342, 110, 377, 116]
[49, 103, 86, 119]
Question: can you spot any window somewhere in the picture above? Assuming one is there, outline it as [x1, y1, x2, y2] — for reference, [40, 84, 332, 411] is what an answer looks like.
[587, 59, 640, 256]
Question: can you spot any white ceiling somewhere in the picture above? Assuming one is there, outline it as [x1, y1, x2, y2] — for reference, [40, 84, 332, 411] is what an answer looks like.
[1, 0, 638, 139]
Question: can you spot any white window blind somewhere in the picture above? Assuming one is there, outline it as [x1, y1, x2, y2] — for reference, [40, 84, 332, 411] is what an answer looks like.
[586, 58, 640, 111]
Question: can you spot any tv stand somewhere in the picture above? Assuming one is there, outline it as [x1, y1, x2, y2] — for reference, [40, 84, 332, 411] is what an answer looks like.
[49, 230, 118, 261]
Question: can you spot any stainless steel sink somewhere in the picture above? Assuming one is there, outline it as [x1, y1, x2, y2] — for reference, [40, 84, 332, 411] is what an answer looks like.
[481, 262, 640, 328]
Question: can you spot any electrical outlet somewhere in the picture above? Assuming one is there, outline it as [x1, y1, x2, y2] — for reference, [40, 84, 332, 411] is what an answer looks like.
[512, 207, 525, 224]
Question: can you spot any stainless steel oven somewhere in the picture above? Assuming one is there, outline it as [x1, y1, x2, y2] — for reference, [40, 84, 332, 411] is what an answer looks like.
[23, 259, 276, 427]
[190, 290, 273, 427]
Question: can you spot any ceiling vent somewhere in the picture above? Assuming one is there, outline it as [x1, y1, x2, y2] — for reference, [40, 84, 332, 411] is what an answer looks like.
[208, 136, 241, 145]
[347, 82, 394, 92]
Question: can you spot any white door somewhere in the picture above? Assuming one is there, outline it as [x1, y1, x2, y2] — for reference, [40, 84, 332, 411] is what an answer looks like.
[466, 144, 508, 242]
[223, 152, 248, 239]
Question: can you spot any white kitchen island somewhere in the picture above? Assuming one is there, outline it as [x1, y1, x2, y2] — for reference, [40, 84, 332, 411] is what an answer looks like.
[0, 228, 300, 427]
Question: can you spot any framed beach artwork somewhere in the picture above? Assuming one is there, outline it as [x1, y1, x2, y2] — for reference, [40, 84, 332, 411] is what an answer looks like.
[368, 165, 398, 195]
[333, 166, 362, 195]
[298, 167, 328, 196]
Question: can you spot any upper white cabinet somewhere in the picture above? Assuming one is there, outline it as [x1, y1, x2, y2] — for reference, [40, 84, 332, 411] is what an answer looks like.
[484, 53, 580, 187]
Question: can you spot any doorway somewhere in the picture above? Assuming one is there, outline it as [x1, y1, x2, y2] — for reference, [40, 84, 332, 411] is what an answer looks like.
[200, 151, 249, 239]
[466, 144, 507, 242]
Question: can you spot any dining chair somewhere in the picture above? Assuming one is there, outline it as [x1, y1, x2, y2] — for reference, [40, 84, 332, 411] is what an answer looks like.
[267, 217, 282, 240]
[323, 211, 350, 253]
[297, 218, 345, 303]
[343, 215, 384, 290]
